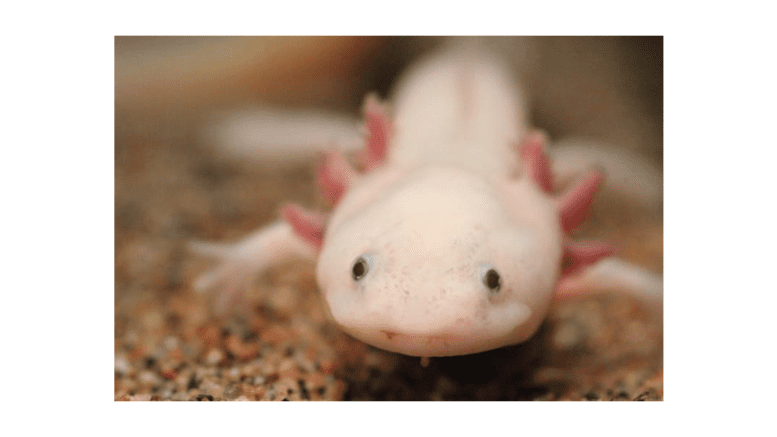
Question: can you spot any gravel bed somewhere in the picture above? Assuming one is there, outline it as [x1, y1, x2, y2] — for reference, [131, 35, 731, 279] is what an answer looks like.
[115, 101, 663, 401]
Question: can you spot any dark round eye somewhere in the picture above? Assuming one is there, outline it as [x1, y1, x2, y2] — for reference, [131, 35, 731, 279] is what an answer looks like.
[352, 256, 369, 281]
[483, 268, 501, 292]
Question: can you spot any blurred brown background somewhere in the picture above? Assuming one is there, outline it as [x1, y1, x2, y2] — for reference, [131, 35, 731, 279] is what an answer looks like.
[115, 37, 663, 401]
[115, 36, 662, 162]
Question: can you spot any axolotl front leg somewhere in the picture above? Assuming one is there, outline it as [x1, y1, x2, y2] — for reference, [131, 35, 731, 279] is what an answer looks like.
[189, 218, 314, 314]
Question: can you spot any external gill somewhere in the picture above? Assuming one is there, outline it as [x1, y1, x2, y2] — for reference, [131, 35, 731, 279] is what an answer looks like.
[283, 95, 393, 250]
[519, 131, 616, 281]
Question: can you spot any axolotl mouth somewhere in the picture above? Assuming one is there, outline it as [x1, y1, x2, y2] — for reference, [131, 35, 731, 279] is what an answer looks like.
[343, 328, 520, 357]
[329, 300, 536, 357]
[362, 329, 474, 357]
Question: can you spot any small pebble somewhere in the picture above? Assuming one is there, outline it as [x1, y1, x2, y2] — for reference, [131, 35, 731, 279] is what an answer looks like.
[298, 379, 311, 400]
[138, 370, 161, 387]
[163, 336, 180, 351]
[115, 356, 132, 376]
[278, 358, 299, 379]
[205, 348, 224, 366]
[186, 374, 199, 390]
[243, 385, 266, 400]
[144, 356, 158, 368]
[160, 366, 178, 380]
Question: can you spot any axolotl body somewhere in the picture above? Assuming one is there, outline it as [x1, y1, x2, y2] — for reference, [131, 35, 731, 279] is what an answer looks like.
[193, 44, 659, 358]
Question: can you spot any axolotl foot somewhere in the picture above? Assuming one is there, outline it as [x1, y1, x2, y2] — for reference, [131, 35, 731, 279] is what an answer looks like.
[189, 220, 317, 315]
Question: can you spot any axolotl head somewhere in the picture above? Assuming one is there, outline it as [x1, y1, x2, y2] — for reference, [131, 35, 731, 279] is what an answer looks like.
[314, 163, 566, 357]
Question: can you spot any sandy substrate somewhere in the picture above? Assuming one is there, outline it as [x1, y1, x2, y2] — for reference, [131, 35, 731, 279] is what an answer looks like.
[114, 105, 663, 402]
[115, 36, 663, 401]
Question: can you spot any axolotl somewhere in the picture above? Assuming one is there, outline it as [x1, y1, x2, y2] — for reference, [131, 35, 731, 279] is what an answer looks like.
[192, 43, 663, 358]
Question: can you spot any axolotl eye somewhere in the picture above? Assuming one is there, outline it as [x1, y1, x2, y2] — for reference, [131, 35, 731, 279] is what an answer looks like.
[480, 266, 502, 293]
[351, 254, 373, 281]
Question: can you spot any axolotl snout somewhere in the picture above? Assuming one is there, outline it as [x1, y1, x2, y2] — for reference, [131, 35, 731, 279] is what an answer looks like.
[193, 43, 656, 357]
[317, 162, 564, 356]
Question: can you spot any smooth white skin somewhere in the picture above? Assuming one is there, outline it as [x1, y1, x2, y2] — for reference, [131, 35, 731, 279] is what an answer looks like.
[315, 45, 564, 356]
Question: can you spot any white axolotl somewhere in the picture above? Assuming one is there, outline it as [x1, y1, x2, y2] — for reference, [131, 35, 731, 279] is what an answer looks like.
[191, 43, 663, 358]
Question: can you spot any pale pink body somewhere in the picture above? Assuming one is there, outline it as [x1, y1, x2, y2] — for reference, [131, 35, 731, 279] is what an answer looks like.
[192, 43, 662, 357]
